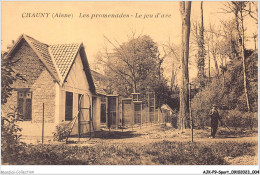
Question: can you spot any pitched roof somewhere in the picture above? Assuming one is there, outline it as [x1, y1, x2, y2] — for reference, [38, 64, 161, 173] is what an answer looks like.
[24, 35, 58, 77]
[92, 79, 107, 96]
[161, 104, 174, 112]
[91, 69, 107, 80]
[49, 43, 81, 83]
[6, 34, 60, 81]
[91, 70, 107, 95]
[5, 34, 97, 94]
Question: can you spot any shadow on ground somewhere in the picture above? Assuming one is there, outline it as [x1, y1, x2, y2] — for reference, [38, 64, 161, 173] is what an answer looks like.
[67, 125, 257, 143]
[70, 130, 142, 140]
[217, 129, 258, 138]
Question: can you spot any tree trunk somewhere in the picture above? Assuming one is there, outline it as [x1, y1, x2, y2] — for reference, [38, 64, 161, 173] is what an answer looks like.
[171, 62, 176, 91]
[253, 34, 257, 51]
[233, 2, 250, 112]
[133, 81, 137, 93]
[212, 53, 219, 76]
[197, 1, 205, 87]
[208, 42, 210, 82]
[179, 1, 192, 132]
[240, 9, 251, 112]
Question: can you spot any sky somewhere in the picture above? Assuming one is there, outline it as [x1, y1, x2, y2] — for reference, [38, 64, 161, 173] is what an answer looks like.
[1, 1, 258, 83]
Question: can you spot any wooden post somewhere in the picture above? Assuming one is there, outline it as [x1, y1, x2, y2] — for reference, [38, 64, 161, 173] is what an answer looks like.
[78, 112, 80, 141]
[189, 83, 193, 142]
[78, 98, 81, 141]
[140, 103, 142, 129]
[89, 101, 92, 140]
[157, 108, 159, 124]
[42, 103, 44, 144]
[116, 96, 118, 129]
[106, 96, 108, 128]
[153, 93, 155, 124]
[122, 99, 124, 132]
[148, 93, 150, 125]
[92, 98, 96, 137]
[165, 111, 166, 125]
[144, 104, 149, 127]
[132, 101, 134, 131]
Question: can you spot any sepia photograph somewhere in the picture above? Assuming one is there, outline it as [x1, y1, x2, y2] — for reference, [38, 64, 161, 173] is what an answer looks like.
[1, 0, 259, 174]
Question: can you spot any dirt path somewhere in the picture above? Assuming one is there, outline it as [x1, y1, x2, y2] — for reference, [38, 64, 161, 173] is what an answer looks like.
[83, 125, 258, 144]
[70, 125, 258, 165]
[23, 124, 258, 165]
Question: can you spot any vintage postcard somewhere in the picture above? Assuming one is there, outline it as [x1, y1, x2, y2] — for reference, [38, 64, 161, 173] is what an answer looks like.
[1, 1, 259, 174]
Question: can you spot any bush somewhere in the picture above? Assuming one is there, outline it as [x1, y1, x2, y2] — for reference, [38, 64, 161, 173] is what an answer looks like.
[191, 79, 224, 129]
[221, 110, 258, 130]
[191, 50, 258, 128]
[1, 108, 25, 164]
[53, 123, 71, 142]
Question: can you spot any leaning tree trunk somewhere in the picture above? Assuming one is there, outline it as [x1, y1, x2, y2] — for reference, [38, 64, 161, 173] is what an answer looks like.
[234, 3, 251, 112]
[179, 1, 192, 132]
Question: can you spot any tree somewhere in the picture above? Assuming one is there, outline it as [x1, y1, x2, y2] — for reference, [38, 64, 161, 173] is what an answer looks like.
[98, 35, 168, 97]
[179, 1, 192, 131]
[190, 2, 205, 87]
[163, 42, 181, 92]
[208, 24, 220, 77]
[224, 2, 251, 111]
[247, 1, 258, 24]
[1, 55, 26, 164]
[1, 56, 26, 105]
[205, 23, 227, 87]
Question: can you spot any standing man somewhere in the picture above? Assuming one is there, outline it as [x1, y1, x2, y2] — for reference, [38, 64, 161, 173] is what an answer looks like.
[209, 104, 221, 138]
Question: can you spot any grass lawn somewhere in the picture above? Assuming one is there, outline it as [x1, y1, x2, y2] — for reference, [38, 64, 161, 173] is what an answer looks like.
[6, 140, 257, 165]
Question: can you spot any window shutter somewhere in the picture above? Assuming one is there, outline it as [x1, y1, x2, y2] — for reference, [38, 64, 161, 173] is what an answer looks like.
[65, 92, 73, 121]
[17, 91, 32, 121]
[18, 98, 24, 114]
[25, 99, 32, 120]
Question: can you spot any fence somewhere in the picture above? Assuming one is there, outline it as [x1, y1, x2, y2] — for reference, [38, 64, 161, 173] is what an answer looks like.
[105, 93, 175, 129]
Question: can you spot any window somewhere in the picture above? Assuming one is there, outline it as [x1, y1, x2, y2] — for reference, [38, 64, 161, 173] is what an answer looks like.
[132, 93, 140, 102]
[65, 92, 73, 121]
[17, 91, 32, 121]
[133, 94, 138, 101]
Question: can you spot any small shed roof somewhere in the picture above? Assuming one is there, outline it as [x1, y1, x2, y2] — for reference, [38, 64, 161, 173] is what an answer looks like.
[161, 104, 174, 112]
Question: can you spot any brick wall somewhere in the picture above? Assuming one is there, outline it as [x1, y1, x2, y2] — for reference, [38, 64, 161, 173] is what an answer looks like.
[12, 40, 46, 88]
[2, 40, 56, 136]
[31, 69, 56, 123]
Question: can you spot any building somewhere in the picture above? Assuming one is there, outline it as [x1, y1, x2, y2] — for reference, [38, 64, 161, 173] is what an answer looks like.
[161, 104, 174, 121]
[2, 34, 103, 137]
[91, 70, 108, 127]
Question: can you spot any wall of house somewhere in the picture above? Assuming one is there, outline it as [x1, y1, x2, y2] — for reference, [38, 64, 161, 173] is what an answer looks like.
[59, 53, 100, 136]
[92, 96, 101, 131]
[2, 40, 57, 137]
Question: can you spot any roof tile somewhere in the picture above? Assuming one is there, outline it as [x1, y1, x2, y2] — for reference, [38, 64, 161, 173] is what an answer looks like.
[11, 34, 97, 95]
[24, 35, 59, 80]
[49, 43, 81, 81]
